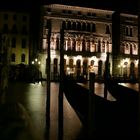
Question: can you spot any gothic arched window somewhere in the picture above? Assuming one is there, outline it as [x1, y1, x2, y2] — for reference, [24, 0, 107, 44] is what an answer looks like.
[106, 25, 110, 34]
[92, 23, 96, 32]
[77, 22, 81, 31]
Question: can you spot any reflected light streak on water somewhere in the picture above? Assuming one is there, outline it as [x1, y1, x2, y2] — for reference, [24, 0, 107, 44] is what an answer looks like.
[26, 83, 46, 112]
[23, 82, 46, 140]
[119, 83, 138, 91]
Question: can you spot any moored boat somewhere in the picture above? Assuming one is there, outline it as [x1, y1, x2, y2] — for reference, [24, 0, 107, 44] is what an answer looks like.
[63, 75, 138, 136]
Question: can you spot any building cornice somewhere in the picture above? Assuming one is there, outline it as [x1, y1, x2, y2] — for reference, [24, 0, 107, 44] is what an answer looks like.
[44, 4, 114, 15]
[120, 13, 138, 18]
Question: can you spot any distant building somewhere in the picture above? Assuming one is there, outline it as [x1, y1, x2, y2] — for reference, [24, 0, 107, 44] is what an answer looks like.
[40, 4, 138, 81]
[40, 4, 113, 80]
[0, 10, 31, 65]
[112, 12, 138, 80]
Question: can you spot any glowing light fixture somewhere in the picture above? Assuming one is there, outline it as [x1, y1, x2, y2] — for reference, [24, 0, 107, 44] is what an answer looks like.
[32, 61, 35, 64]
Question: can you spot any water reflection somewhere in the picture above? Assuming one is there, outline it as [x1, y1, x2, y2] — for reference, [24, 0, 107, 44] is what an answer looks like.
[7, 81, 139, 140]
[119, 83, 138, 91]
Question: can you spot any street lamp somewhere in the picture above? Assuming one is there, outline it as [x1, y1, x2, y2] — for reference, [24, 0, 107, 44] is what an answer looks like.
[31, 61, 35, 65]
[31, 58, 41, 66]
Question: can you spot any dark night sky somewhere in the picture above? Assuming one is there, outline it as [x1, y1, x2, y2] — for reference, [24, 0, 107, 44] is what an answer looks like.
[0, 0, 138, 14]
[0, 0, 138, 39]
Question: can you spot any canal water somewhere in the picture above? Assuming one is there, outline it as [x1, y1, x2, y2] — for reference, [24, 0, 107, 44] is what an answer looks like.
[5, 81, 139, 140]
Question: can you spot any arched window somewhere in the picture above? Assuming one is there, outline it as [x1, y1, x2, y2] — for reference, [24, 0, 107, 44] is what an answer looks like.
[126, 26, 129, 36]
[56, 37, 59, 50]
[91, 40, 96, 52]
[132, 44, 138, 55]
[125, 43, 130, 54]
[92, 23, 96, 32]
[67, 38, 71, 50]
[89, 60, 95, 72]
[72, 39, 76, 51]
[91, 60, 95, 66]
[130, 27, 133, 36]
[72, 22, 76, 30]
[76, 39, 81, 51]
[87, 23, 91, 31]
[69, 59, 74, 68]
[67, 21, 71, 29]
[86, 40, 90, 51]
[106, 25, 110, 34]
[82, 39, 86, 51]
[76, 59, 81, 77]
[21, 54, 25, 62]
[82, 22, 86, 31]
[130, 62, 135, 80]
[11, 53, 16, 62]
[50, 37, 55, 50]
[77, 22, 81, 31]
[102, 41, 105, 53]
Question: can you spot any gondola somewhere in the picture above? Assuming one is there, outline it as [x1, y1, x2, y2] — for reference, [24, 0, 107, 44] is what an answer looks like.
[106, 80, 138, 135]
[63, 75, 138, 136]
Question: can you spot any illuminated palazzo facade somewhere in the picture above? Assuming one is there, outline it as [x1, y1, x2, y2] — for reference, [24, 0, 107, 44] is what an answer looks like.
[40, 4, 138, 81]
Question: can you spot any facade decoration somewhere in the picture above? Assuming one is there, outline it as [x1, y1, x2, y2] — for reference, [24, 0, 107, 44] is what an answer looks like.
[40, 4, 138, 81]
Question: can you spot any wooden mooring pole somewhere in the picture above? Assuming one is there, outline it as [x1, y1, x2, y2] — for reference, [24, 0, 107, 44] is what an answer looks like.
[58, 28, 64, 140]
[46, 20, 51, 131]
[88, 72, 95, 138]
[138, 5, 140, 136]
[104, 52, 110, 99]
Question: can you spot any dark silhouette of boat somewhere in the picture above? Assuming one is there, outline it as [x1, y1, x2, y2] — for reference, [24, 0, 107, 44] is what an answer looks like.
[63, 75, 138, 136]
[106, 80, 138, 135]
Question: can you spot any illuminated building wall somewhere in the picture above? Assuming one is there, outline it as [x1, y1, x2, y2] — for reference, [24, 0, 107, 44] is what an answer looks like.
[0, 11, 30, 65]
[112, 12, 138, 79]
[40, 4, 113, 80]
[41, 4, 138, 80]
